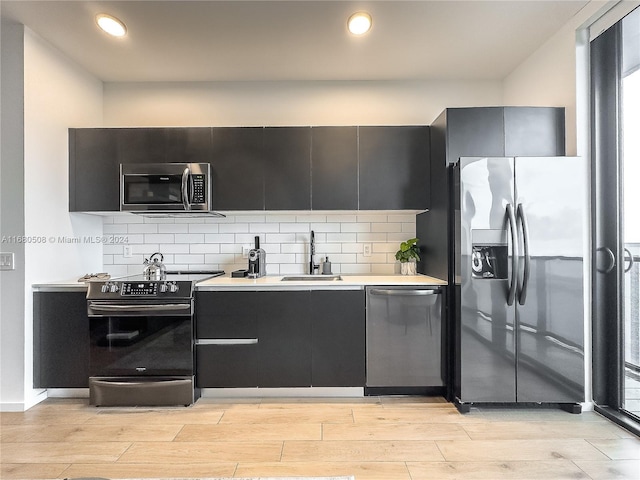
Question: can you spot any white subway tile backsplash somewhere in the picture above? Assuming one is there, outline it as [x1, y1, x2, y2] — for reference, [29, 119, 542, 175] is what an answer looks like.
[105, 212, 417, 275]
[174, 254, 205, 264]
[205, 233, 235, 243]
[188, 224, 219, 234]
[104, 224, 128, 234]
[280, 223, 310, 233]
[159, 224, 189, 234]
[371, 223, 401, 233]
[175, 233, 205, 244]
[357, 232, 388, 243]
[250, 223, 279, 233]
[219, 223, 249, 233]
[128, 224, 159, 234]
[143, 233, 175, 243]
[189, 244, 220, 254]
[341, 223, 370, 233]
[326, 233, 357, 243]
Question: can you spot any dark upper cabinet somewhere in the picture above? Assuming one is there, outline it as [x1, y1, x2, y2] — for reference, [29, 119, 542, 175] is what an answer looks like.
[311, 127, 358, 210]
[70, 125, 431, 212]
[359, 126, 430, 210]
[115, 128, 169, 164]
[445, 107, 505, 165]
[33, 291, 90, 388]
[211, 127, 264, 211]
[69, 128, 120, 212]
[503, 107, 565, 157]
[263, 127, 311, 210]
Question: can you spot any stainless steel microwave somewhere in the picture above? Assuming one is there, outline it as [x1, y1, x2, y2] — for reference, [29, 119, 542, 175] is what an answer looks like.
[120, 163, 212, 213]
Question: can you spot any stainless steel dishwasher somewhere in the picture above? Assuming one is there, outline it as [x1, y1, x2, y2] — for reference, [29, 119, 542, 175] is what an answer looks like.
[366, 286, 443, 389]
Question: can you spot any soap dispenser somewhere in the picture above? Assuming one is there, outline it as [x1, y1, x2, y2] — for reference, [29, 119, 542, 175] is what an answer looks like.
[322, 256, 332, 275]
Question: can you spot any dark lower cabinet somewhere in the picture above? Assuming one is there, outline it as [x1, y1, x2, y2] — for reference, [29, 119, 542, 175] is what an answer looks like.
[195, 291, 259, 388]
[194, 289, 365, 388]
[311, 290, 365, 387]
[33, 291, 90, 388]
[257, 291, 312, 387]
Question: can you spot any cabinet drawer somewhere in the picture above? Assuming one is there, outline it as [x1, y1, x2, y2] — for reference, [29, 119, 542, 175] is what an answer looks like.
[195, 291, 258, 338]
[196, 343, 258, 388]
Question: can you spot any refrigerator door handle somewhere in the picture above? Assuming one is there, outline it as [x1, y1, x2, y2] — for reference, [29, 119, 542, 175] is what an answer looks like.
[516, 203, 531, 305]
[506, 203, 518, 306]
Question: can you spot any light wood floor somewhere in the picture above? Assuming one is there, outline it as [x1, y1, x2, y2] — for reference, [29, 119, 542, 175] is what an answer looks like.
[2, 396, 640, 480]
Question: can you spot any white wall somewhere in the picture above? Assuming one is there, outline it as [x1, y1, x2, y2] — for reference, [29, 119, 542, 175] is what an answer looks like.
[1, 20, 27, 412]
[503, 1, 610, 155]
[103, 80, 503, 126]
[0, 27, 104, 411]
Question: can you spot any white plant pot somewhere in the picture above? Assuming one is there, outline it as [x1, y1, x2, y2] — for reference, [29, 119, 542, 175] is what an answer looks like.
[400, 261, 416, 275]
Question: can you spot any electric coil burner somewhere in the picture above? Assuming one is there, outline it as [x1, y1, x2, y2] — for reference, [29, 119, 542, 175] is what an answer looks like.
[86, 270, 223, 407]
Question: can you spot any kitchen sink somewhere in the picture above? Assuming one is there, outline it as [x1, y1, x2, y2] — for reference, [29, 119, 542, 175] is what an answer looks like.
[281, 275, 343, 281]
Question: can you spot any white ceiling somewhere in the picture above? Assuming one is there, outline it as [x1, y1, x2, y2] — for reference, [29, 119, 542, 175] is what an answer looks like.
[0, 0, 592, 83]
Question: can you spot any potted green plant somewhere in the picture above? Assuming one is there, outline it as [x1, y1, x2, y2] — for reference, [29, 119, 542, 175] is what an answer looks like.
[395, 237, 420, 275]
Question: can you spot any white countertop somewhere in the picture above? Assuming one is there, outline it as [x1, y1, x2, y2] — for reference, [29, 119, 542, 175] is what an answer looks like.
[33, 273, 447, 291]
[196, 274, 446, 291]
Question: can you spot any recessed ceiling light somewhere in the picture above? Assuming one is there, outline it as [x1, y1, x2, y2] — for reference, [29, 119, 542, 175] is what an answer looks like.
[96, 13, 127, 38]
[347, 12, 372, 35]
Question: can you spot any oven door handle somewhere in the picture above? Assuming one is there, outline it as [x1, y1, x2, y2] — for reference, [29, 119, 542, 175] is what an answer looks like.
[88, 303, 191, 314]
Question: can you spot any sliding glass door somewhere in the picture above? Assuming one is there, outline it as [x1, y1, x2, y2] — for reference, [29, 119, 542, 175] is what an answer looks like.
[622, 12, 640, 419]
[592, 5, 640, 433]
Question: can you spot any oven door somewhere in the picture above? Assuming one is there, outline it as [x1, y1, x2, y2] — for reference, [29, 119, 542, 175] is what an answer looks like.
[88, 301, 194, 377]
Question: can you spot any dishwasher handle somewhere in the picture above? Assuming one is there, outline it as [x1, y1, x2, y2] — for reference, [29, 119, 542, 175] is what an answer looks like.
[369, 288, 441, 296]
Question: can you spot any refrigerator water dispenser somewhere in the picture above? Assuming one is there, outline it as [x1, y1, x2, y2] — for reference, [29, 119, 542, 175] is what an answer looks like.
[471, 229, 508, 279]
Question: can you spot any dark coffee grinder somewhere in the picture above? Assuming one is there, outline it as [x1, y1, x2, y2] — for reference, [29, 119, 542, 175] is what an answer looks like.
[247, 236, 266, 278]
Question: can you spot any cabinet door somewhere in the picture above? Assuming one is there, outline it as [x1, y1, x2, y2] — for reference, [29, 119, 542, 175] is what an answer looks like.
[311, 290, 365, 387]
[445, 107, 505, 165]
[70, 129, 119, 212]
[264, 127, 311, 210]
[257, 291, 312, 387]
[359, 126, 430, 210]
[195, 291, 258, 338]
[165, 127, 212, 163]
[115, 128, 169, 164]
[211, 127, 264, 210]
[311, 127, 358, 210]
[503, 107, 566, 157]
[33, 291, 89, 388]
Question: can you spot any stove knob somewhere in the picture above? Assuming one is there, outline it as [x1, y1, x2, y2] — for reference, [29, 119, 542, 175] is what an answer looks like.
[110, 284, 119, 293]
[159, 283, 168, 293]
[169, 282, 179, 293]
[101, 284, 109, 293]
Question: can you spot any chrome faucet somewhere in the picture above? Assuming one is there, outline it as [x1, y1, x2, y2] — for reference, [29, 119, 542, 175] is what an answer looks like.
[309, 230, 319, 275]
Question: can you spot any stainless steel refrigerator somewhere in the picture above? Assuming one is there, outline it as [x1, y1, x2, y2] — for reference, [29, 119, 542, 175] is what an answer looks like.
[452, 156, 586, 410]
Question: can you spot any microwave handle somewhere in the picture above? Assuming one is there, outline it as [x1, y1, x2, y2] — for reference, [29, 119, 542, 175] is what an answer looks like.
[181, 166, 191, 211]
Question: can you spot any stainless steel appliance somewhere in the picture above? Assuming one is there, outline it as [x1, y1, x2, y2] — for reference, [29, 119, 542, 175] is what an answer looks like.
[86, 270, 223, 406]
[247, 236, 265, 279]
[120, 163, 219, 214]
[365, 286, 443, 391]
[452, 156, 586, 411]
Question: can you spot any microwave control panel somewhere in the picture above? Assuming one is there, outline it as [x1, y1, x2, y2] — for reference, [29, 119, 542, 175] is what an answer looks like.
[192, 175, 206, 203]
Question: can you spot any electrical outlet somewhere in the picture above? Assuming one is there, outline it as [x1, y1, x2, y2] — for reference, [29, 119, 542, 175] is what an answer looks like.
[123, 246, 132, 258]
[242, 245, 251, 258]
[363, 243, 372, 257]
[0, 252, 15, 270]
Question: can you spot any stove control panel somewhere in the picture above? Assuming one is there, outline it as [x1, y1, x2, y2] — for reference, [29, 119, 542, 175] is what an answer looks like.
[121, 282, 159, 296]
